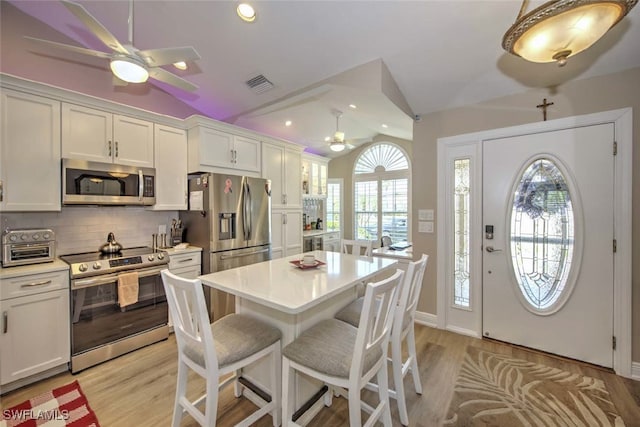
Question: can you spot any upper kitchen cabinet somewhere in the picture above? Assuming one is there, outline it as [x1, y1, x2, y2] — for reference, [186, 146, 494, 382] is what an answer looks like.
[62, 103, 154, 168]
[302, 154, 329, 197]
[149, 124, 188, 211]
[186, 117, 261, 177]
[262, 139, 302, 210]
[1, 89, 61, 211]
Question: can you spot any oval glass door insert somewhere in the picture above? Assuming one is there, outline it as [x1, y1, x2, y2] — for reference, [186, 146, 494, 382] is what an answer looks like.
[510, 158, 576, 312]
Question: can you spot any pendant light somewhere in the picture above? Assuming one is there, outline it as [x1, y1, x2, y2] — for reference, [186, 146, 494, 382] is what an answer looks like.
[110, 56, 149, 83]
[502, 0, 637, 66]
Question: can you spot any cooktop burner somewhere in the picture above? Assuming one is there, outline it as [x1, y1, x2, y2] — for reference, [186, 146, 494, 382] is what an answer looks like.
[60, 246, 168, 279]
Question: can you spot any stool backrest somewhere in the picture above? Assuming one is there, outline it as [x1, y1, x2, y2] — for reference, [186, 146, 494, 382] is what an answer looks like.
[341, 239, 373, 257]
[395, 254, 429, 334]
[161, 269, 218, 374]
[352, 269, 404, 379]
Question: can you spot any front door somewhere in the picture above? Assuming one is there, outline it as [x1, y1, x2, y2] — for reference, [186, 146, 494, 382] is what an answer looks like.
[482, 123, 615, 368]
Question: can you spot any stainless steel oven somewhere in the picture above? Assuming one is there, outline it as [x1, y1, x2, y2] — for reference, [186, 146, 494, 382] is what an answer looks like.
[61, 247, 168, 373]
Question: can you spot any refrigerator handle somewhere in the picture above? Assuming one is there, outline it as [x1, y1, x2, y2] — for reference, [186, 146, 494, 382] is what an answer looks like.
[245, 182, 252, 239]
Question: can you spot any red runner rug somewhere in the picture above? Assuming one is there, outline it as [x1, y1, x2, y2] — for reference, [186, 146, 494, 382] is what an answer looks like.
[1, 380, 99, 427]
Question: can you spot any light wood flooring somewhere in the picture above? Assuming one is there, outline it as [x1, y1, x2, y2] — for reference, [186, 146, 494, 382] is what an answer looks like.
[2, 325, 639, 426]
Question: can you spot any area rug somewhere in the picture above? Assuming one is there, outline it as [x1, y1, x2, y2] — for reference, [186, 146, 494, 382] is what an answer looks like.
[444, 346, 625, 426]
[1, 381, 100, 427]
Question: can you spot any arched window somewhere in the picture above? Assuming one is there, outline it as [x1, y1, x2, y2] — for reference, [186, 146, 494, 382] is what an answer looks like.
[353, 143, 411, 243]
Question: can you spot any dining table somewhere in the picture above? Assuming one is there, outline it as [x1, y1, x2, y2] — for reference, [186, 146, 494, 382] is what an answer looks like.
[199, 249, 398, 424]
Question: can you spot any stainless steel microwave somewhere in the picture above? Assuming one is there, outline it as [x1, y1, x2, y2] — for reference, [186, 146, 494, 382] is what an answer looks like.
[62, 158, 156, 206]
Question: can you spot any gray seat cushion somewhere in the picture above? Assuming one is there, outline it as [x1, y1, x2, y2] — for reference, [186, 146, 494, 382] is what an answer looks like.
[283, 318, 382, 378]
[184, 313, 281, 368]
[334, 297, 365, 327]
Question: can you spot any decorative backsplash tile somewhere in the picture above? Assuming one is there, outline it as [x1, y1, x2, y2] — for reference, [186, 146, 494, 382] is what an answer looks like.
[1, 207, 177, 255]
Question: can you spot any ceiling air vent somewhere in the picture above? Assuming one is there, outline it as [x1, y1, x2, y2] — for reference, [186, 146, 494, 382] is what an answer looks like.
[245, 74, 274, 94]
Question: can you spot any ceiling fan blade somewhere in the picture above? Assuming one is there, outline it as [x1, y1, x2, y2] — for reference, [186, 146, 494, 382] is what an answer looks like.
[24, 36, 112, 59]
[137, 46, 201, 67]
[148, 68, 198, 92]
[61, 0, 129, 54]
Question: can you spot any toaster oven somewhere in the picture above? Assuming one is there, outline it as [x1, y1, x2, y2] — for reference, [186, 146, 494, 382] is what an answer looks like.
[1, 228, 55, 267]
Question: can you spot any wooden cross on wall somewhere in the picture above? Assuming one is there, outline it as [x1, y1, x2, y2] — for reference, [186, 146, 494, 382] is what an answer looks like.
[536, 98, 554, 121]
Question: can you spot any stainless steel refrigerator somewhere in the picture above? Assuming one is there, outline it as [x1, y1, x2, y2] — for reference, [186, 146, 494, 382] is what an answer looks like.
[179, 173, 272, 320]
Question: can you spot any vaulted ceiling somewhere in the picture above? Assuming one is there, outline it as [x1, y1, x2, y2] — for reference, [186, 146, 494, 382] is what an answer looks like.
[3, 1, 640, 156]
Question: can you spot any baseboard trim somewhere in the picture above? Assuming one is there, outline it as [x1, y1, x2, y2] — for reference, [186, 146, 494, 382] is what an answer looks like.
[414, 311, 437, 328]
[445, 324, 482, 339]
[632, 362, 640, 381]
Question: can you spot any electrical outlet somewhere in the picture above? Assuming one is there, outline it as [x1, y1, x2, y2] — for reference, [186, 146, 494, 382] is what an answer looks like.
[419, 221, 434, 233]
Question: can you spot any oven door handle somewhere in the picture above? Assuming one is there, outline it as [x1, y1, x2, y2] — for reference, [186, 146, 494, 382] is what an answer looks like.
[72, 266, 166, 289]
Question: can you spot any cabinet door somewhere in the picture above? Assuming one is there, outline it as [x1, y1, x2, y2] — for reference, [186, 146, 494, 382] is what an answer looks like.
[234, 135, 261, 173]
[152, 125, 187, 210]
[113, 115, 154, 167]
[198, 127, 235, 169]
[1, 90, 61, 211]
[0, 289, 70, 385]
[271, 211, 284, 260]
[318, 163, 328, 196]
[62, 103, 112, 162]
[262, 143, 285, 209]
[284, 148, 302, 208]
[284, 210, 303, 257]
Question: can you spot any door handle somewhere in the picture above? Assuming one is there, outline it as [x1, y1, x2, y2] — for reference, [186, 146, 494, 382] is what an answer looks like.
[486, 246, 502, 253]
[3, 311, 7, 334]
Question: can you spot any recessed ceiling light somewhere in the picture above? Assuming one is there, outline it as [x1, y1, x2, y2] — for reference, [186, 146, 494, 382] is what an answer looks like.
[173, 61, 187, 70]
[285, 120, 292, 127]
[349, 104, 357, 109]
[382, 124, 389, 128]
[237, 3, 256, 22]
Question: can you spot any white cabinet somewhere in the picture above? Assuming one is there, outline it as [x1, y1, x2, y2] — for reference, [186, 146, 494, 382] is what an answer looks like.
[323, 231, 341, 252]
[168, 248, 202, 279]
[187, 125, 261, 175]
[302, 154, 329, 197]
[0, 269, 70, 387]
[262, 141, 302, 210]
[150, 125, 188, 210]
[62, 103, 154, 167]
[0, 89, 61, 212]
[271, 211, 302, 259]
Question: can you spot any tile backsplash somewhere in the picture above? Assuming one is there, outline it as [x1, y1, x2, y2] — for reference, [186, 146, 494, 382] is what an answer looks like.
[1, 207, 177, 255]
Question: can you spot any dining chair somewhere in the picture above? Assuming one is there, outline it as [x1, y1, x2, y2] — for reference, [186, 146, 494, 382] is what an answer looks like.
[341, 239, 373, 257]
[281, 269, 404, 427]
[161, 269, 282, 427]
[334, 254, 429, 426]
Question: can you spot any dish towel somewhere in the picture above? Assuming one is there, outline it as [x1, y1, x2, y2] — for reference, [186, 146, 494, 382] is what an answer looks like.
[117, 271, 139, 308]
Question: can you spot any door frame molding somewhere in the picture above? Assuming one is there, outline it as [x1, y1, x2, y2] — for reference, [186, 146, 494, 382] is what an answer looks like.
[437, 108, 633, 377]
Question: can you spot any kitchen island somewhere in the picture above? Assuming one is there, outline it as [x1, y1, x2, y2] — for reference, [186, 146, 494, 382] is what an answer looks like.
[199, 250, 397, 424]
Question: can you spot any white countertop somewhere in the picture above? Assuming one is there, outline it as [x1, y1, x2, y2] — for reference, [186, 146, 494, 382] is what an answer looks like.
[162, 246, 202, 256]
[302, 230, 339, 237]
[372, 246, 414, 261]
[0, 259, 69, 279]
[199, 250, 397, 314]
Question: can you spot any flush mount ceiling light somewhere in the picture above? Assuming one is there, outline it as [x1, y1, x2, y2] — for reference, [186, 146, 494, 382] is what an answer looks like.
[502, 0, 637, 66]
[237, 3, 257, 22]
[330, 110, 346, 152]
[110, 56, 149, 83]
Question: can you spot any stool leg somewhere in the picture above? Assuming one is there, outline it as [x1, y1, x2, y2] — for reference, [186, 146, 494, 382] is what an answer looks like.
[392, 334, 409, 426]
[272, 343, 282, 427]
[347, 386, 362, 426]
[282, 358, 295, 427]
[407, 326, 423, 394]
[172, 360, 188, 427]
[376, 366, 393, 427]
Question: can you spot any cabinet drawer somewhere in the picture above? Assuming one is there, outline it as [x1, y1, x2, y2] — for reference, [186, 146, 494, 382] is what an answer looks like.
[170, 266, 201, 280]
[1, 270, 68, 300]
[168, 253, 201, 270]
[324, 232, 340, 240]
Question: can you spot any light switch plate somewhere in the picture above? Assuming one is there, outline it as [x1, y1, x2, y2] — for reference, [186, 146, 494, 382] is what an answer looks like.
[419, 209, 434, 221]
[419, 221, 434, 233]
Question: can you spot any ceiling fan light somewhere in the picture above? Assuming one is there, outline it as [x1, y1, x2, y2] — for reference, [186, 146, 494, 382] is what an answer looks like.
[173, 61, 187, 70]
[330, 141, 346, 152]
[333, 131, 345, 143]
[110, 57, 149, 83]
[502, 0, 635, 65]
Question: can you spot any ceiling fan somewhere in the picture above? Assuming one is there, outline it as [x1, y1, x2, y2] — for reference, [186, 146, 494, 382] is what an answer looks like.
[25, 0, 200, 92]
[328, 110, 355, 152]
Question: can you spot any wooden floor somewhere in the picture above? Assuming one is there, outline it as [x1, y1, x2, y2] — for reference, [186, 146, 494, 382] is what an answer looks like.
[2, 325, 639, 426]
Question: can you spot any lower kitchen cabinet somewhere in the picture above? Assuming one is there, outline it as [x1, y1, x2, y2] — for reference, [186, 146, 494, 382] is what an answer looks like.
[166, 247, 202, 327]
[0, 268, 70, 388]
[271, 210, 302, 259]
[323, 231, 341, 252]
